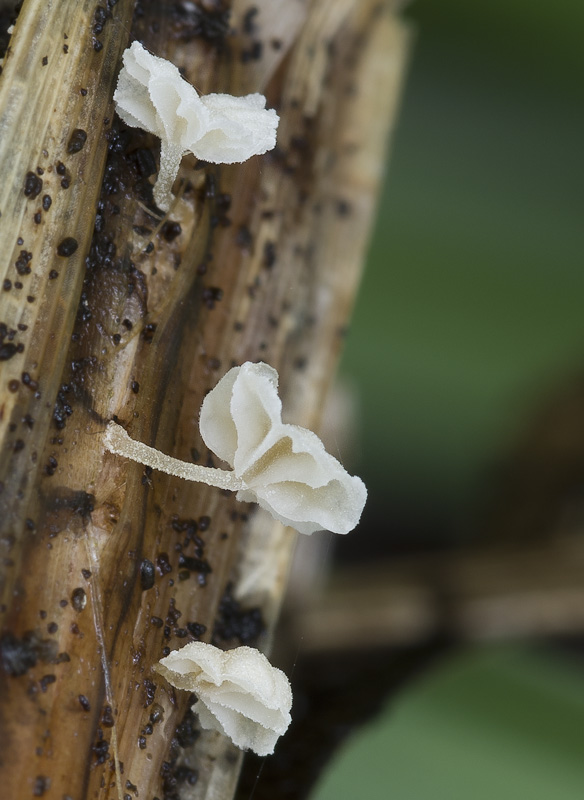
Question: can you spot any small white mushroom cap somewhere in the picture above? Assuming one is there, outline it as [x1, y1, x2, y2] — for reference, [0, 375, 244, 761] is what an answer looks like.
[156, 642, 292, 756]
[196, 93, 278, 164]
[199, 362, 367, 535]
[113, 41, 279, 210]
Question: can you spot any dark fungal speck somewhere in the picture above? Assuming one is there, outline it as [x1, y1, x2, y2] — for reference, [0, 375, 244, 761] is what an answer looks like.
[33, 212, 41, 224]
[263, 241, 276, 268]
[48, 270, 59, 280]
[202, 286, 223, 309]
[42, 56, 48, 66]
[81, 568, 91, 579]
[235, 225, 252, 249]
[140, 558, 155, 590]
[33, 776, 50, 796]
[178, 553, 211, 579]
[0, 343, 17, 361]
[60, 177, 70, 189]
[142, 322, 157, 342]
[53, 383, 73, 430]
[101, 704, 114, 727]
[39, 674, 56, 692]
[63, 44, 68, 53]
[176, 766, 199, 787]
[161, 220, 181, 242]
[243, 7, 259, 35]
[213, 584, 265, 645]
[71, 587, 87, 611]
[56, 237, 78, 256]
[198, 515, 210, 532]
[241, 40, 263, 63]
[0, 631, 55, 677]
[42, 194, 51, 211]
[21, 372, 39, 391]
[80, 87, 87, 96]
[54, 651, 70, 664]
[156, 553, 172, 576]
[171, 1, 230, 43]
[143, 678, 156, 707]
[3, 279, 11, 291]
[186, 621, 206, 639]
[15, 249, 32, 274]
[23, 171, 42, 199]
[176, 707, 200, 748]
[56, 161, 66, 176]
[131, 380, 139, 394]
[67, 128, 87, 154]
[92, 730, 109, 764]
[78, 694, 91, 711]
[47, 622, 58, 634]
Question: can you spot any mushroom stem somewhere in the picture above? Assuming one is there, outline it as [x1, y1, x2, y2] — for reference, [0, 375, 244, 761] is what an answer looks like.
[153, 141, 184, 212]
[103, 422, 244, 492]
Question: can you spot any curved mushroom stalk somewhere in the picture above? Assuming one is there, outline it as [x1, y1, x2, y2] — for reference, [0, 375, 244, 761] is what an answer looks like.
[104, 362, 367, 535]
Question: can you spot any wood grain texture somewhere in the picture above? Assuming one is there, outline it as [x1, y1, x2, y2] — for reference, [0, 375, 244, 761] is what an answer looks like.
[0, 1, 409, 798]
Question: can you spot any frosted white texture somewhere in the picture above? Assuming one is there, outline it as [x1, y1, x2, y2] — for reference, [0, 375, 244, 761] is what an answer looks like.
[113, 41, 279, 210]
[200, 362, 367, 535]
[156, 642, 292, 756]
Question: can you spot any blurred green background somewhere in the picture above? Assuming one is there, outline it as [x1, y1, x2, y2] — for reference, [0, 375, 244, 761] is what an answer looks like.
[316, 0, 584, 797]
[339, 0, 584, 550]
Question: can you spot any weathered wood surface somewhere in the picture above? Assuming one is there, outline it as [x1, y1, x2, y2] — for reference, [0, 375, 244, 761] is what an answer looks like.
[0, 1, 408, 798]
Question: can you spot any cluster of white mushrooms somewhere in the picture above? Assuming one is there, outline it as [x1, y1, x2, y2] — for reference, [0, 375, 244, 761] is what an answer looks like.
[110, 44, 366, 757]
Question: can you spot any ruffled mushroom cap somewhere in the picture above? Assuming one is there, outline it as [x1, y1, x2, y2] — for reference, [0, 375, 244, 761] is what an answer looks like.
[156, 642, 292, 756]
[199, 362, 367, 535]
[196, 93, 278, 164]
[113, 41, 278, 211]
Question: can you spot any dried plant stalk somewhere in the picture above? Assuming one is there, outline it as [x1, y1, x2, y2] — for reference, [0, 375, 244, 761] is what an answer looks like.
[0, 1, 409, 799]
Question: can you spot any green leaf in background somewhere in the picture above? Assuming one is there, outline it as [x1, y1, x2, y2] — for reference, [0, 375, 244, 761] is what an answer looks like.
[311, 646, 584, 800]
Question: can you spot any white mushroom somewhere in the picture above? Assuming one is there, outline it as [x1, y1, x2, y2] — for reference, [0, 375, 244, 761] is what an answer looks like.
[200, 362, 367, 534]
[155, 642, 292, 756]
[103, 362, 366, 535]
[113, 41, 279, 211]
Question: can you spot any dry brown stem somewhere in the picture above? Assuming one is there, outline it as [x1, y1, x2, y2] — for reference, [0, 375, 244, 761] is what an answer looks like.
[0, 1, 409, 798]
